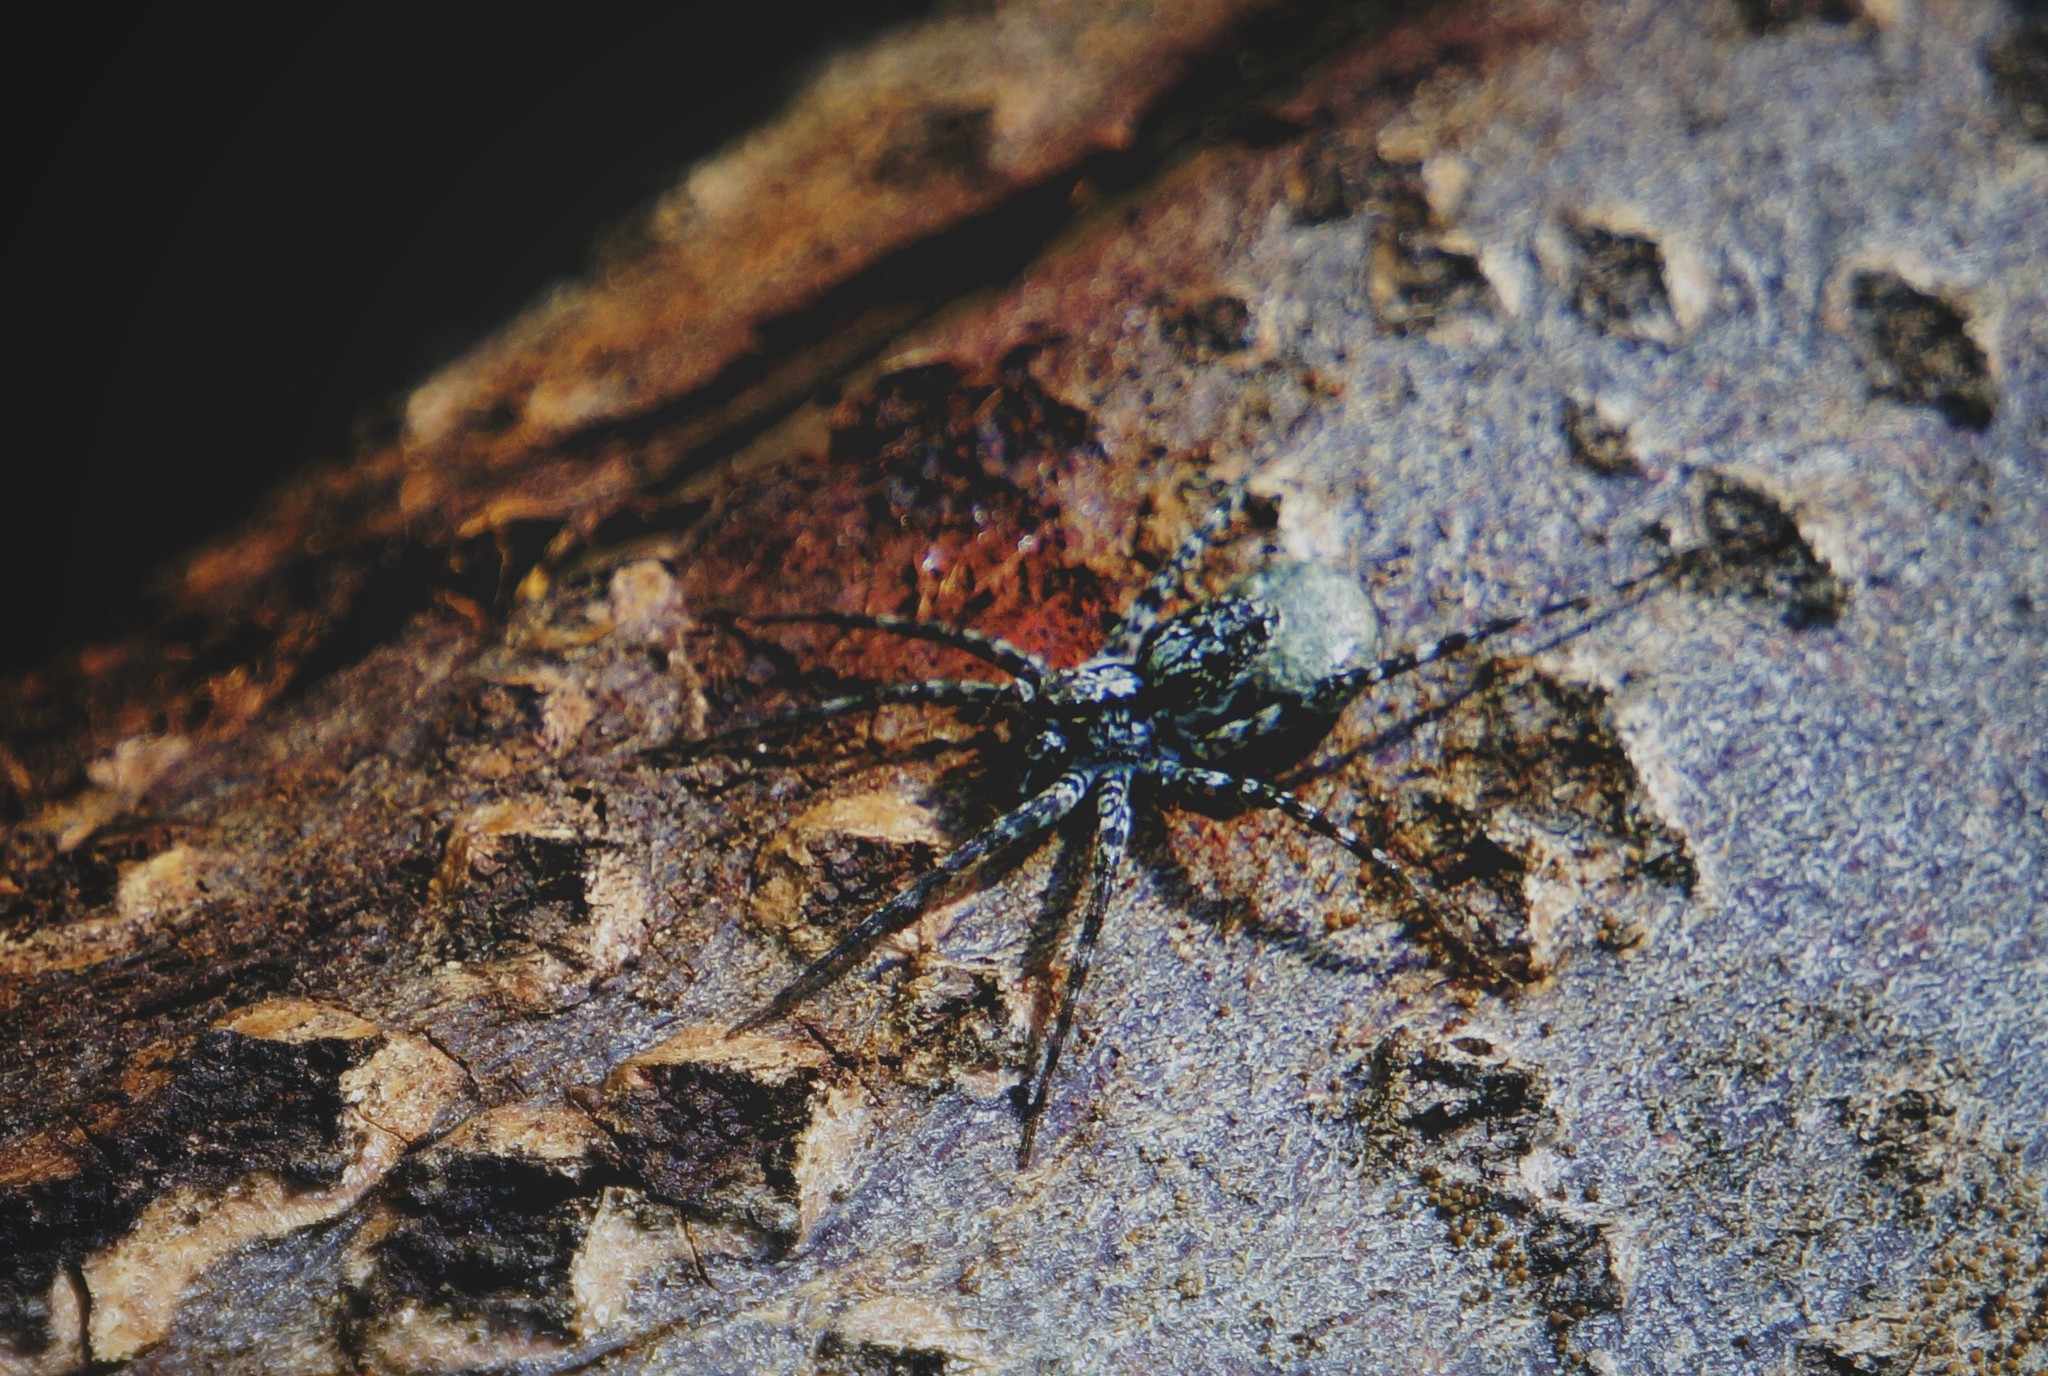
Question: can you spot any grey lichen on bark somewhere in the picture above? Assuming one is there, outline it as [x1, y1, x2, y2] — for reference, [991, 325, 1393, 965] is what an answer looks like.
[4, 0, 2045, 1373]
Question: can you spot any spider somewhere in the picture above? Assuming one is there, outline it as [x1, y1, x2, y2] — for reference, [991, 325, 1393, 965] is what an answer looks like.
[694, 481, 1672, 1163]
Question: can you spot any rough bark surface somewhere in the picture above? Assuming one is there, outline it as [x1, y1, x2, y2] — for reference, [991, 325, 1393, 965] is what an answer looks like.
[4, 1, 2045, 1373]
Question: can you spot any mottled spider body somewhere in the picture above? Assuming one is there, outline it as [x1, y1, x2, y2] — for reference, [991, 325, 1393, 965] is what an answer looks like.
[1018, 563, 1373, 781]
[710, 484, 1634, 1161]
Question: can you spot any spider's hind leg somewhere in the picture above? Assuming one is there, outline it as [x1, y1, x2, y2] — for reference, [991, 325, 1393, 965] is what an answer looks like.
[1016, 768, 1132, 1166]
[1158, 764, 1521, 985]
[730, 767, 1096, 1034]
[742, 609, 1049, 682]
[646, 678, 1016, 761]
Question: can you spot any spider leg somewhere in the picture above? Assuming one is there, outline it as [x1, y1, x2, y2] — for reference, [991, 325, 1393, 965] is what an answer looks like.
[1016, 767, 1133, 1166]
[741, 610, 1048, 683]
[1303, 564, 1674, 715]
[1305, 604, 1581, 713]
[1106, 480, 1253, 655]
[1187, 701, 1289, 760]
[1155, 764, 1517, 983]
[731, 767, 1097, 1033]
[648, 678, 1017, 760]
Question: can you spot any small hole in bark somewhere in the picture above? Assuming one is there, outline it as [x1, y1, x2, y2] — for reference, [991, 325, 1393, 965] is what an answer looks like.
[1849, 271, 1996, 430]
[1682, 475, 1848, 628]
[814, 1331, 951, 1376]
[1986, 9, 2048, 141]
[1560, 397, 1643, 479]
[1161, 294, 1255, 358]
[1734, 0, 1859, 34]
[1567, 223, 1677, 343]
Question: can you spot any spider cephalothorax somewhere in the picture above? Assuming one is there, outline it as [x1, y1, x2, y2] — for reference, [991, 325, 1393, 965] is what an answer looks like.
[700, 483, 1660, 1161]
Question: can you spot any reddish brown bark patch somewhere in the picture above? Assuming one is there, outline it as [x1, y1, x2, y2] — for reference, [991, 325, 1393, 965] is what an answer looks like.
[688, 358, 1115, 688]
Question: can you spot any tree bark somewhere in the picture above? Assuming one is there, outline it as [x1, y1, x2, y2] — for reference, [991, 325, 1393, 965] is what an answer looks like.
[4, 1, 2044, 1373]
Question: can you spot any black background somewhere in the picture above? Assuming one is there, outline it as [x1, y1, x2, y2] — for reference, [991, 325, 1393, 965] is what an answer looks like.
[4, 3, 931, 672]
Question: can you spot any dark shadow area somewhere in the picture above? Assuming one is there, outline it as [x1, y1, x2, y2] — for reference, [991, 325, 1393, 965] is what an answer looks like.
[4, 1, 936, 672]
[4, 0, 1456, 687]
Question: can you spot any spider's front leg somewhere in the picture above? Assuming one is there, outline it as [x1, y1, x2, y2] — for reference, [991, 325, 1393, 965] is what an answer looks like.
[737, 609, 1050, 682]
[731, 767, 1097, 1034]
[1299, 553, 1683, 715]
[1106, 479, 1255, 656]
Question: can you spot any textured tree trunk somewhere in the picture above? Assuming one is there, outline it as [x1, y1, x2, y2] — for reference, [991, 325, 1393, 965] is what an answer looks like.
[4, 1, 2045, 1373]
